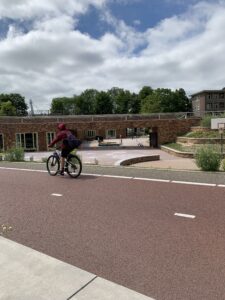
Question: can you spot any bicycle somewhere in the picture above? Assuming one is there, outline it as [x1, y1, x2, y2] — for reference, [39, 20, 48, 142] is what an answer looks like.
[46, 149, 82, 178]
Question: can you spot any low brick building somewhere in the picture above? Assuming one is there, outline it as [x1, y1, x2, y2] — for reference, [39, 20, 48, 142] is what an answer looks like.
[0, 114, 200, 152]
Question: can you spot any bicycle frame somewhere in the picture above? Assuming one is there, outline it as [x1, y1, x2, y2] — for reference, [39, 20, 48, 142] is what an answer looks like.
[53, 149, 61, 159]
[47, 148, 82, 178]
[53, 149, 74, 166]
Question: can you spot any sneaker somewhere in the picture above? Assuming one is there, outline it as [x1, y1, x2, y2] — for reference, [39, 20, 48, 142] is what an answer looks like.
[59, 170, 64, 176]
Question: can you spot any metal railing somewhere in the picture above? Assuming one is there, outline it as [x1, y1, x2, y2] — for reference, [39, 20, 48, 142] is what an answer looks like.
[1, 110, 225, 121]
[27, 111, 199, 119]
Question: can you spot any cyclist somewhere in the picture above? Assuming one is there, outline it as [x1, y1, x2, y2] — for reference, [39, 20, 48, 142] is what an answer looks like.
[48, 123, 81, 175]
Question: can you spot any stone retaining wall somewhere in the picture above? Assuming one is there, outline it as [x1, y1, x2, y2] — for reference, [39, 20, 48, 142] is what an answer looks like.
[161, 146, 194, 158]
[177, 137, 224, 144]
[190, 126, 214, 132]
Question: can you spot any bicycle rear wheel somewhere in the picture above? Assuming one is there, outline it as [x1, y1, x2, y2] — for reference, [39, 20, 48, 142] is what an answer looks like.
[46, 155, 60, 176]
[66, 154, 82, 178]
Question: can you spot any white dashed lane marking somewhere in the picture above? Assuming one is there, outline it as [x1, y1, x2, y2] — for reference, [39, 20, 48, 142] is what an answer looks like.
[134, 177, 170, 183]
[172, 180, 216, 187]
[51, 193, 63, 197]
[174, 213, 196, 219]
[103, 175, 133, 179]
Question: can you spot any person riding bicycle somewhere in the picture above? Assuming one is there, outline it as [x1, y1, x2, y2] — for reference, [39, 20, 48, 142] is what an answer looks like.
[48, 123, 81, 175]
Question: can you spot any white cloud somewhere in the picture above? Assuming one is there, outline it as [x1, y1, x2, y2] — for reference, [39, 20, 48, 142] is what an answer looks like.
[133, 19, 141, 26]
[6, 25, 23, 39]
[0, 0, 225, 109]
[99, 9, 146, 54]
[33, 16, 76, 33]
[0, 0, 107, 20]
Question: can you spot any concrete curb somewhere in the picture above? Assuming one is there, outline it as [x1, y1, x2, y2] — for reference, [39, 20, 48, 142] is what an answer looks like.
[120, 155, 160, 166]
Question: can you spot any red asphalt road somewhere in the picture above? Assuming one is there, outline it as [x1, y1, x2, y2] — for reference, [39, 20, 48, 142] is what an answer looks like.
[1, 169, 225, 300]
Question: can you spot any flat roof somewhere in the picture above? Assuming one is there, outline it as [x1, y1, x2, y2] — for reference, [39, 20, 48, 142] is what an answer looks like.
[191, 89, 225, 97]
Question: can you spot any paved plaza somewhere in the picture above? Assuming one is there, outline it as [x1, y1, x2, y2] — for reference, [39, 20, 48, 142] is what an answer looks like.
[24, 137, 199, 171]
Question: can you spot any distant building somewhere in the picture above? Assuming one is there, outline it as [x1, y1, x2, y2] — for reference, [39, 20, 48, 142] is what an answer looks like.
[191, 88, 225, 113]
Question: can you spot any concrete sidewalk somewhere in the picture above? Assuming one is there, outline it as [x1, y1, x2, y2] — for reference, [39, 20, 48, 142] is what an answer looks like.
[0, 237, 154, 300]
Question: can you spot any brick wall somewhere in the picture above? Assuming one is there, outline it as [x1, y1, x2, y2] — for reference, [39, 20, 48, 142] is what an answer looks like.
[0, 115, 200, 151]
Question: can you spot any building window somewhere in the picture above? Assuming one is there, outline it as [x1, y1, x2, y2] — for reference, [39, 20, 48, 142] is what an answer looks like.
[219, 93, 224, 99]
[126, 128, 147, 137]
[0, 134, 4, 151]
[126, 128, 135, 137]
[16, 133, 38, 150]
[106, 129, 116, 139]
[136, 128, 147, 136]
[219, 102, 225, 109]
[46, 132, 55, 145]
[214, 103, 219, 110]
[206, 103, 212, 110]
[86, 130, 96, 138]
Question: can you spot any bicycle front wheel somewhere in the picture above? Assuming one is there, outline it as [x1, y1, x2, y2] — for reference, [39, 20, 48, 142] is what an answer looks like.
[46, 155, 60, 176]
[66, 155, 82, 178]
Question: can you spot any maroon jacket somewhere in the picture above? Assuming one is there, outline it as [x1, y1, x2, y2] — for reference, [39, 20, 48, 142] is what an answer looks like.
[48, 129, 71, 149]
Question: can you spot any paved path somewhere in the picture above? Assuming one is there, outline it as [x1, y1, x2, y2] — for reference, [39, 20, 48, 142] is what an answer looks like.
[25, 148, 199, 170]
[22, 137, 199, 170]
[1, 167, 225, 299]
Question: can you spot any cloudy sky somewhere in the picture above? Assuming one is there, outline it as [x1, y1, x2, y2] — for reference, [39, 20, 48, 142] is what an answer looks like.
[0, 0, 225, 110]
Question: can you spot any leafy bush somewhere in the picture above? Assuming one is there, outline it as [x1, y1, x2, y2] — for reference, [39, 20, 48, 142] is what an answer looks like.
[4, 147, 24, 161]
[200, 115, 212, 128]
[221, 159, 225, 171]
[195, 146, 221, 171]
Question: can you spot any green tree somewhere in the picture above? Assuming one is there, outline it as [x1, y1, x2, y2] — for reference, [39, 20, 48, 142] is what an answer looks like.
[156, 88, 175, 113]
[138, 86, 153, 101]
[95, 91, 113, 114]
[141, 88, 190, 113]
[50, 98, 64, 114]
[50, 97, 76, 115]
[174, 88, 191, 112]
[107, 87, 124, 113]
[0, 101, 16, 116]
[114, 90, 131, 114]
[159, 88, 190, 112]
[128, 93, 140, 113]
[0, 93, 28, 116]
[75, 89, 98, 114]
[141, 91, 161, 113]
[107, 87, 140, 114]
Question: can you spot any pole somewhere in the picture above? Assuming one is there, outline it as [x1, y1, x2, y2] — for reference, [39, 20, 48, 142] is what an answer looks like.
[29, 99, 34, 116]
[222, 132, 223, 157]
